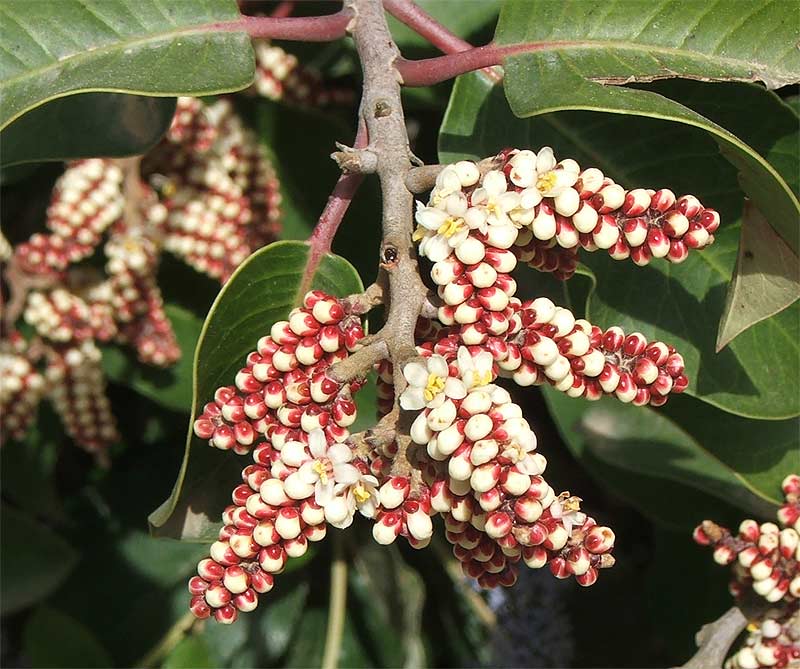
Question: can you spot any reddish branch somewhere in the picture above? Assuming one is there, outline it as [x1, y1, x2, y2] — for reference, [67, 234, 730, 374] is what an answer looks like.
[209, 7, 353, 41]
[384, 0, 502, 84]
[302, 120, 369, 292]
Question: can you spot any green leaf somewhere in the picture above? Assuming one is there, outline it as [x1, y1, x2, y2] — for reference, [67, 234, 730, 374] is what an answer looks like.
[495, 0, 800, 253]
[149, 241, 363, 541]
[439, 74, 800, 419]
[549, 387, 793, 510]
[0, 93, 176, 167]
[164, 635, 215, 669]
[716, 201, 800, 350]
[541, 388, 771, 529]
[351, 543, 427, 668]
[257, 580, 310, 662]
[102, 304, 202, 413]
[23, 607, 113, 668]
[0, 0, 253, 129]
[0, 505, 78, 614]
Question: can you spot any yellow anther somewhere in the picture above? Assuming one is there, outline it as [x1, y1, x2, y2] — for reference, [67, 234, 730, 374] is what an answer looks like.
[436, 217, 464, 238]
[536, 171, 558, 193]
[312, 460, 328, 485]
[412, 226, 426, 242]
[423, 373, 446, 402]
[353, 485, 371, 504]
[471, 370, 492, 387]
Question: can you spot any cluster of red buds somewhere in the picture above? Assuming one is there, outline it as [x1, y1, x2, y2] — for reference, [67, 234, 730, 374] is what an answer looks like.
[189, 291, 369, 622]
[0, 333, 45, 442]
[2, 97, 284, 459]
[248, 40, 354, 108]
[694, 476, 800, 668]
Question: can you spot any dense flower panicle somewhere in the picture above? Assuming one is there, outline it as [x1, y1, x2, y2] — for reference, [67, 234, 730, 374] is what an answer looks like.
[694, 475, 800, 607]
[250, 40, 354, 108]
[500, 297, 688, 407]
[725, 606, 800, 669]
[193, 291, 365, 457]
[189, 291, 376, 623]
[45, 341, 118, 463]
[415, 148, 719, 282]
[13, 159, 125, 277]
[0, 333, 45, 444]
[145, 98, 282, 282]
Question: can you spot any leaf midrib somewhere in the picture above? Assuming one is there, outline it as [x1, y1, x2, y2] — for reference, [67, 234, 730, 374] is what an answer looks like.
[499, 38, 797, 84]
[0, 19, 246, 91]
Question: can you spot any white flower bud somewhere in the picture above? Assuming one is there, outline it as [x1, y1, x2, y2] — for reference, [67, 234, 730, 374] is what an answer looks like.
[465, 414, 493, 441]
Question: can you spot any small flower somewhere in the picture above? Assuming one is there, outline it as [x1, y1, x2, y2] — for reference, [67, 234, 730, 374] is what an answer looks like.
[413, 198, 470, 262]
[429, 165, 464, 206]
[456, 346, 495, 391]
[470, 170, 520, 227]
[498, 418, 542, 475]
[334, 471, 381, 524]
[400, 355, 466, 410]
[297, 429, 358, 506]
[549, 494, 587, 535]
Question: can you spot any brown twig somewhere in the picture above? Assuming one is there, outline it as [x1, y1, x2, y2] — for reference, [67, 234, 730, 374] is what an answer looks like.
[678, 606, 747, 669]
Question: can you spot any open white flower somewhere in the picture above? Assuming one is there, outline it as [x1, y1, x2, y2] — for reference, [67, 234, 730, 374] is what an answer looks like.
[400, 355, 466, 411]
[549, 495, 587, 536]
[297, 429, 358, 507]
[470, 170, 520, 227]
[429, 165, 464, 207]
[498, 418, 542, 476]
[335, 471, 381, 523]
[456, 346, 495, 391]
[413, 197, 470, 262]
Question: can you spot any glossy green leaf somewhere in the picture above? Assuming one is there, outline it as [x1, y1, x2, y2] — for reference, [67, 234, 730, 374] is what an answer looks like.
[0, 505, 78, 614]
[0, 93, 176, 167]
[439, 73, 800, 419]
[542, 388, 773, 528]
[23, 607, 113, 668]
[102, 304, 202, 413]
[717, 201, 800, 350]
[547, 387, 793, 509]
[0, 0, 253, 129]
[495, 0, 800, 253]
[257, 580, 310, 662]
[164, 635, 215, 669]
[149, 241, 363, 541]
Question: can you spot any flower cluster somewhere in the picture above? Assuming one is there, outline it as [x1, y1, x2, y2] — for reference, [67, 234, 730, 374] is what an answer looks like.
[2, 98, 284, 459]
[249, 40, 354, 109]
[189, 148, 711, 624]
[189, 291, 372, 623]
[414, 148, 719, 281]
[0, 333, 45, 443]
[695, 475, 800, 668]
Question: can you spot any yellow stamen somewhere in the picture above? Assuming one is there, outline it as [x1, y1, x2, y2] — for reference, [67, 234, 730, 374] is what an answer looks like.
[471, 370, 492, 387]
[312, 460, 328, 485]
[353, 485, 371, 504]
[436, 217, 464, 239]
[161, 180, 177, 198]
[423, 373, 446, 402]
[536, 171, 558, 193]
[412, 226, 426, 242]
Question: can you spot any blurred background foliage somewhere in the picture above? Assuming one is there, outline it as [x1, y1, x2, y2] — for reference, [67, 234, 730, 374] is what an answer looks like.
[1, 1, 798, 667]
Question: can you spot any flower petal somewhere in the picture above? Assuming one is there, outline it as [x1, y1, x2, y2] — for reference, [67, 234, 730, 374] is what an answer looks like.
[424, 235, 452, 262]
[400, 387, 426, 411]
[403, 361, 429, 387]
[315, 479, 336, 506]
[445, 377, 467, 400]
[482, 170, 507, 196]
[428, 355, 448, 378]
[308, 429, 328, 458]
[298, 461, 318, 484]
[333, 462, 359, 485]
[328, 442, 353, 465]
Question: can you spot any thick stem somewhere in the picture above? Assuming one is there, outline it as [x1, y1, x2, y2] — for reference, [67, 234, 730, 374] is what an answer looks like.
[343, 0, 429, 400]
[209, 8, 353, 41]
